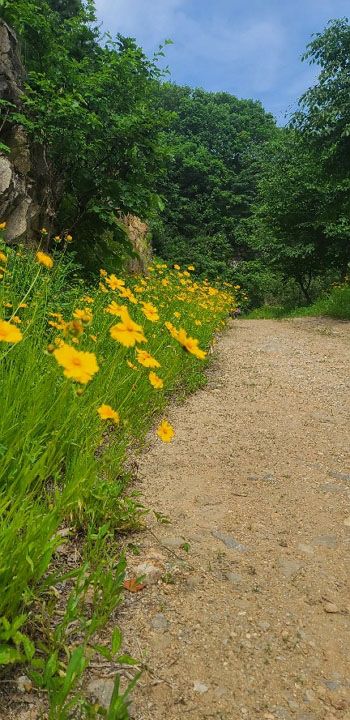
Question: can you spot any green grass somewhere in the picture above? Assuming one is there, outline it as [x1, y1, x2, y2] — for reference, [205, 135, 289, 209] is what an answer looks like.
[246, 285, 350, 321]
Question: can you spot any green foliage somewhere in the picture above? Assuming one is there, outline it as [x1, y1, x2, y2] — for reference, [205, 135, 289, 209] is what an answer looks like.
[151, 84, 276, 273]
[247, 283, 350, 320]
[1, 0, 171, 266]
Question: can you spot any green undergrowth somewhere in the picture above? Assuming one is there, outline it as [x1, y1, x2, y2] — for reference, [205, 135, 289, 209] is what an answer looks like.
[0, 238, 235, 718]
[246, 284, 350, 321]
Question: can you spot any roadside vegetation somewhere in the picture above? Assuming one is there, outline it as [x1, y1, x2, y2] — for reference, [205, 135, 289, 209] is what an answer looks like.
[0, 228, 234, 716]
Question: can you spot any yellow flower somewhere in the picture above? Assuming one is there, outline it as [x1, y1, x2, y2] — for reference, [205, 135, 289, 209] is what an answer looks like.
[174, 264, 180, 270]
[53, 235, 61, 243]
[100, 269, 107, 277]
[0, 252, 7, 264]
[234, 285, 241, 290]
[188, 265, 195, 271]
[141, 302, 159, 322]
[183, 270, 190, 277]
[195, 319, 202, 326]
[149, 371, 164, 389]
[12, 316, 21, 324]
[53, 343, 99, 384]
[0, 222, 6, 231]
[41, 227, 48, 235]
[19, 302, 28, 308]
[156, 419, 174, 443]
[174, 311, 181, 319]
[66, 234, 73, 242]
[73, 307, 93, 323]
[83, 295, 94, 304]
[135, 348, 160, 368]
[106, 274, 125, 291]
[161, 278, 169, 287]
[171, 327, 207, 360]
[4, 302, 12, 308]
[118, 286, 138, 304]
[0, 319, 22, 343]
[90, 334, 97, 342]
[105, 301, 125, 316]
[110, 309, 147, 347]
[208, 287, 218, 296]
[36, 251, 54, 269]
[99, 282, 108, 293]
[97, 404, 120, 424]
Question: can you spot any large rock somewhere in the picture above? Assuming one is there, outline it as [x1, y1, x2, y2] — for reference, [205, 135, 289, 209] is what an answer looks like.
[0, 21, 52, 242]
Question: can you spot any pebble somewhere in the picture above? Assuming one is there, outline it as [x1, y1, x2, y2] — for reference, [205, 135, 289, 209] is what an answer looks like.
[150, 613, 169, 632]
[163, 537, 186, 549]
[312, 535, 338, 548]
[278, 558, 302, 578]
[16, 675, 33, 693]
[211, 529, 248, 552]
[193, 681, 209, 694]
[225, 571, 243, 585]
[323, 602, 339, 613]
[134, 560, 163, 585]
[297, 543, 314, 556]
[343, 517, 350, 527]
[87, 678, 115, 708]
[328, 470, 350, 482]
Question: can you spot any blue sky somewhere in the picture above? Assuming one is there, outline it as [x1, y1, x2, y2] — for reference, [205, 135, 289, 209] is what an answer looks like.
[94, 0, 349, 123]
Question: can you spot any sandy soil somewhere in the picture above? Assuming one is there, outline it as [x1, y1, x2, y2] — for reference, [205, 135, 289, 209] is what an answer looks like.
[118, 317, 350, 720]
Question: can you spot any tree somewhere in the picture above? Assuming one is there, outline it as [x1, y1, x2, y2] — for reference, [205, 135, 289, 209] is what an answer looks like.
[151, 84, 276, 272]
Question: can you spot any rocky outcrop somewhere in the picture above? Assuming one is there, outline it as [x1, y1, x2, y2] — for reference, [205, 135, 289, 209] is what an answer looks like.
[0, 21, 52, 243]
[122, 213, 152, 273]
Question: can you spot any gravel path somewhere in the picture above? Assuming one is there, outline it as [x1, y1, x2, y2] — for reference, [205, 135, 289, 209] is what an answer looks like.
[119, 317, 350, 720]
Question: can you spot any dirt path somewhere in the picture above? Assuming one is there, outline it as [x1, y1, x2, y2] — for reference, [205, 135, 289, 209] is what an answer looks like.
[120, 318, 350, 720]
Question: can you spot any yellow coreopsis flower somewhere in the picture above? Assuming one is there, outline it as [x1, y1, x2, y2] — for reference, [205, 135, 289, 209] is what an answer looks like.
[106, 274, 125, 291]
[141, 302, 159, 322]
[174, 264, 180, 270]
[110, 310, 146, 347]
[97, 404, 120, 424]
[66, 234, 73, 242]
[118, 286, 138, 304]
[0, 319, 22, 343]
[188, 265, 195, 271]
[149, 371, 164, 389]
[0, 252, 7, 264]
[99, 282, 108, 293]
[105, 301, 125, 316]
[126, 359, 138, 370]
[36, 251, 54, 269]
[0, 222, 6, 231]
[161, 278, 169, 287]
[53, 343, 99, 384]
[135, 348, 160, 368]
[156, 419, 174, 443]
[73, 307, 93, 323]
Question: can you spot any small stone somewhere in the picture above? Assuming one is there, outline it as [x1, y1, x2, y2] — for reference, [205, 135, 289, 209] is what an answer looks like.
[264, 714, 276, 720]
[324, 680, 342, 691]
[163, 537, 186, 549]
[134, 560, 163, 585]
[303, 690, 315, 703]
[16, 675, 33, 693]
[278, 558, 302, 578]
[193, 680, 209, 694]
[343, 517, 350, 527]
[297, 543, 314, 556]
[211, 529, 248, 552]
[328, 470, 350, 483]
[225, 571, 243, 585]
[312, 535, 338, 548]
[88, 678, 115, 709]
[150, 613, 169, 632]
[323, 602, 339, 613]
[288, 699, 299, 712]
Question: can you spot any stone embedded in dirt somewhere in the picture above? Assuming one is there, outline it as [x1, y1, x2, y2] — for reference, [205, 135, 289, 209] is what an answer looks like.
[323, 680, 342, 690]
[312, 535, 338, 548]
[319, 483, 344, 493]
[163, 537, 186, 549]
[343, 517, 350, 527]
[150, 613, 169, 632]
[278, 558, 302, 578]
[328, 470, 350, 483]
[16, 675, 33, 693]
[297, 543, 314, 555]
[323, 602, 339, 613]
[134, 560, 164, 585]
[88, 678, 115, 708]
[193, 681, 209, 694]
[225, 571, 243, 585]
[211, 529, 248, 552]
